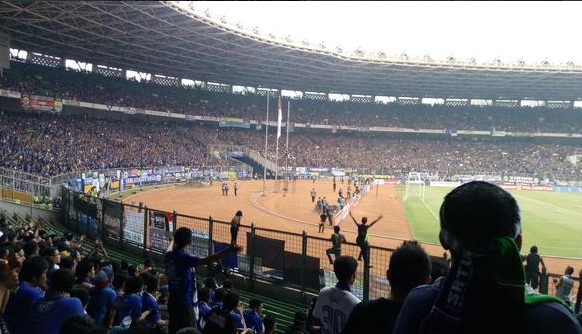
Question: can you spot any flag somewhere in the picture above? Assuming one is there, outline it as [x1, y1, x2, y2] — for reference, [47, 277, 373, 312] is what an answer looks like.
[277, 97, 283, 139]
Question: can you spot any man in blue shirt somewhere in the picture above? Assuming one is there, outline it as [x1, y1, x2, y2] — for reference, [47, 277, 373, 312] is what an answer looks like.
[21, 268, 86, 334]
[243, 298, 264, 334]
[4, 256, 49, 334]
[165, 227, 242, 334]
[87, 269, 117, 326]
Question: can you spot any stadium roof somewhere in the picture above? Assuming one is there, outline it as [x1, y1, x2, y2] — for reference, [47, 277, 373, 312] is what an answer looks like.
[2, 0, 582, 101]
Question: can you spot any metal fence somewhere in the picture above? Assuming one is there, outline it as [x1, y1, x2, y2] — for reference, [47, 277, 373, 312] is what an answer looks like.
[61, 185, 396, 299]
[59, 185, 581, 303]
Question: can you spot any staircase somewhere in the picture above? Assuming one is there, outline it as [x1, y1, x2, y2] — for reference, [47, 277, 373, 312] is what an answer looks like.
[230, 154, 276, 179]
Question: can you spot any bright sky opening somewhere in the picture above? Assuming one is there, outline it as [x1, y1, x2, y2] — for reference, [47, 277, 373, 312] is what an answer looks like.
[195, 1, 582, 65]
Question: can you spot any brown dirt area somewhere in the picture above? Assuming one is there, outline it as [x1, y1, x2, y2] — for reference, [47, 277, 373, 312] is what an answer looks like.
[124, 179, 582, 282]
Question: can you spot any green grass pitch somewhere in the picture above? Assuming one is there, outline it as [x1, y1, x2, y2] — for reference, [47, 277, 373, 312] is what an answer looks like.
[396, 185, 582, 259]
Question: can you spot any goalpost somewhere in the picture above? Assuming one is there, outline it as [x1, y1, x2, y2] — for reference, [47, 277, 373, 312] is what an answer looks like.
[404, 172, 426, 202]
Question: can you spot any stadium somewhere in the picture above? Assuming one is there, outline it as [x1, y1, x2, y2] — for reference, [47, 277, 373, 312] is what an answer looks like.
[1, 1, 582, 333]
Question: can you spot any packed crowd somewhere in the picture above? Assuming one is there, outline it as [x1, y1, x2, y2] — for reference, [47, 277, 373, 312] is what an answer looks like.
[0, 111, 223, 177]
[1, 110, 581, 182]
[3, 61, 582, 133]
[0, 211, 283, 334]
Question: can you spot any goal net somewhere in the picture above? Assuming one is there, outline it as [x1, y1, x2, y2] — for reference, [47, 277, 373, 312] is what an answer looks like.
[404, 172, 426, 202]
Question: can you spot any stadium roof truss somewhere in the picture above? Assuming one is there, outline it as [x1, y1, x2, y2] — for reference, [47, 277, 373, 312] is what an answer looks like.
[2, 1, 582, 101]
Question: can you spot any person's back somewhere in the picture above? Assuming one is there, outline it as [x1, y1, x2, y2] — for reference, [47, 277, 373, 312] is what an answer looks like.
[393, 181, 582, 334]
[21, 269, 85, 334]
[312, 256, 360, 334]
[5, 281, 44, 334]
[342, 240, 431, 334]
[87, 271, 116, 324]
[556, 266, 575, 305]
[524, 245, 545, 290]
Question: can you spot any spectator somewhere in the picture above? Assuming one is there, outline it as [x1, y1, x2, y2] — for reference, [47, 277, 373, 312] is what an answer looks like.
[285, 311, 308, 334]
[243, 298, 264, 334]
[108, 276, 147, 328]
[70, 287, 90, 311]
[312, 256, 360, 334]
[165, 227, 241, 334]
[60, 314, 106, 334]
[222, 291, 246, 331]
[22, 268, 85, 334]
[342, 240, 431, 334]
[263, 315, 277, 334]
[197, 287, 212, 330]
[140, 272, 167, 329]
[555, 266, 576, 308]
[524, 245, 546, 291]
[393, 181, 582, 333]
[5, 256, 49, 334]
[86, 269, 117, 326]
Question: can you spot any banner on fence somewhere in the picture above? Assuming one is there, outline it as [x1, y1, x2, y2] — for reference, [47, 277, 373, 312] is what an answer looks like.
[148, 211, 173, 252]
[124, 209, 144, 246]
[102, 199, 123, 239]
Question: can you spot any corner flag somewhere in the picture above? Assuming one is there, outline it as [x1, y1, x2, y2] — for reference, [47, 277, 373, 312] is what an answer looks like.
[277, 97, 282, 139]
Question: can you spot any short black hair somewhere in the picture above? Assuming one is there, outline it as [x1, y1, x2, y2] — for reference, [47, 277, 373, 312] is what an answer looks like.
[333, 256, 358, 282]
[70, 287, 90, 307]
[174, 227, 192, 248]
[388, 240, 431, 294]
[440, 181, 520, 254]
[48, 268, 76, 293]
[143, 273, 159, 293]
[223, 291, 240, 311]
[124, 276, 144, 295]
[60, 315, 103, 334]
[214, 287, 227, 302]
[264, 314, 277, 333]
[19, 256, 49, 283]
[198, 286, 211, 303]
[248, 298, 262, 310]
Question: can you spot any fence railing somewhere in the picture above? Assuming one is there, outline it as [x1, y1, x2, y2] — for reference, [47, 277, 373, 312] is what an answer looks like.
[61, 185, 396, 300]
[60, 185, 579, 302]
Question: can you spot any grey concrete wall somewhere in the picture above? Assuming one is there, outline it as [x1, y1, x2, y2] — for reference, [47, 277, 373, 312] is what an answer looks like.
[0, 199, 59, 222]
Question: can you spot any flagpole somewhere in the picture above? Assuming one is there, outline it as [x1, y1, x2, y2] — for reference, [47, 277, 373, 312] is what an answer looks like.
[274, 96, 282, 193]
[285, 101, 290, 192]
[262, 93, 269, 196]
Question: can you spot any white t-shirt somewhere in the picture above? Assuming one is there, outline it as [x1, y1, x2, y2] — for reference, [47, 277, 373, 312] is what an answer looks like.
[312, 286, 361, 334]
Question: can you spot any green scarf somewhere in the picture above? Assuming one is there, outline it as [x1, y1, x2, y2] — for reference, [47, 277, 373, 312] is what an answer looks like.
[421, 236, 571, 333]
